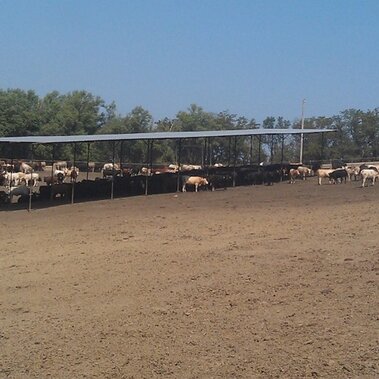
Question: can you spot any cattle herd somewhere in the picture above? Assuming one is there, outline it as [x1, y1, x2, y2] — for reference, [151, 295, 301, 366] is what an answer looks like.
[0, 159, 378, 205]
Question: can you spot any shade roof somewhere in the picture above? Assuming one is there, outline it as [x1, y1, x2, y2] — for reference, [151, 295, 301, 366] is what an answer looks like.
[0, 128, 335, 144]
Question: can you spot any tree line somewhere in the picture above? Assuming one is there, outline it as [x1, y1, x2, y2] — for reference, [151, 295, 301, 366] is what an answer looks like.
[0, 88, 378, 165]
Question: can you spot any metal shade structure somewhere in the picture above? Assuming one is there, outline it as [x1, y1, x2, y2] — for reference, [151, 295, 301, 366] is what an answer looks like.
[0, 127, 335, 211]
[0, 128, 335, 144]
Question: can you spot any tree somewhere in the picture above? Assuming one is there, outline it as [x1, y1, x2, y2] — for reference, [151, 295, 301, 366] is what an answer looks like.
[0, 89, 41, 157]
[94, 106, 154, 163]
[0, 89, 40, 137]
[1, 87, 378, 165]
[349, 109, 379, 158]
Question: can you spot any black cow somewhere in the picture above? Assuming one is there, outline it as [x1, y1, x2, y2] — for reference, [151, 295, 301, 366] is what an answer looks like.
[328, 169, 348, 184]
[207, 174, 233, 190]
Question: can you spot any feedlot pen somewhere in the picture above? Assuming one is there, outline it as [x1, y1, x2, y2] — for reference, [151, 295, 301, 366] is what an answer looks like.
[0, 180, 378, 378]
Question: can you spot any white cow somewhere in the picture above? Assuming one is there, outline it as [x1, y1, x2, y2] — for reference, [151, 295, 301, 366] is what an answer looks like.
[1, 172, 23, 186]
[102, 163, 120, 171]
[20, 173, 41, 187]
[168, 164, 179, 172]
[344, 166, 358, 181]
[297, 166, 312, 180]
[63, 167, 80, 182]
[315, 168, 334, 185]
[361, 169, 379, 187]
[19, 162, 33, 173]
[102, 163, 121, 178]
[181, 164, 202, 171]
[53, 161, 68, 171]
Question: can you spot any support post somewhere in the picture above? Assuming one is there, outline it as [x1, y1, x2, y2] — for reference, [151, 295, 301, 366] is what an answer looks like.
[145, 140, 151, 196]
[300, 99, 306, 164]
[321, 133, 324, 162]
[86, 142, 90, 180]
[280, 136, 285, 181]
[71, 143, 76, 204]
[10, 157, 13, 190]
[50, 144, 55, 200]
[208, 138, 212, 166]
[203, 138, 207, 167]
[270, 135, 274, 163]
[176, 139, 182, 192]
[250, 135, 253, 165]
[149, 140, 154, 173]
[228, 137, 231, 166]
[258, 136, 261, 163]
[111, 141, 115, 200]
[119, 141, 124, 175]
[233, 136, 237, 187]
[28, 144, 34, 212]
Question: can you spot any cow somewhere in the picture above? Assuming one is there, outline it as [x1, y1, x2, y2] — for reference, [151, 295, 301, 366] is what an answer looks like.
[1, 171, 23, 186]
[0, 163, 14, 172]
[102, 163, 121, 178]
[53, 161, 68, 171]
[182, 176, 208, 192]
[33, 161, 46, 171]
[181, 164, 202, 171]
[328, 169, 348, 184]
[297, 166, 312, 180]
[139, 167, 152, 176]
[103, 163, 120, 171]
[359, 164, 379, 173]
[289, 168, 300, 184]
[49, 170, 68, 183]
[87, 162, 95, 172]
[262, 169, 280, 186]
[315, 168, 334, 185]
[6, 185, 30, 203]
[168, 164, 179, 172]
[20, 173, 41, 187]
[44, 172, 65, 185]
[344, 166, 359, 181]
[51, 183, 72, 199]
[64, 167, 79, 182]
[207, 174, 232, 191]
[361, 169, 379, 187]
[19, 161, 33, 173]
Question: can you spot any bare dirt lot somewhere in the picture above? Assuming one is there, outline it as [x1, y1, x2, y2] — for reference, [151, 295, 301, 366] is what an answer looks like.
[1, 178, 378, 378]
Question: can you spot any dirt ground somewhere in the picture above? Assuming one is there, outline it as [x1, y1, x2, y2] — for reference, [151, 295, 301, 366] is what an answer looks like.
[0, 178, 378, 378]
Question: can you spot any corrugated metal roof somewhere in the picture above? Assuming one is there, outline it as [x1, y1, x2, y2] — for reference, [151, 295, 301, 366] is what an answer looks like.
[0, 128, 335, 144]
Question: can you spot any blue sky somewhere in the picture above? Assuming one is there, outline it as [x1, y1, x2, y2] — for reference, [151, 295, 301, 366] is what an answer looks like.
[1, 0, 378, 123]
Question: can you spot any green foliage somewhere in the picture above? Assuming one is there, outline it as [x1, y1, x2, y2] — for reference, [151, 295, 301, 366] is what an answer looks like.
[0, 89, 41, 157]
[0, 88, 378, 165]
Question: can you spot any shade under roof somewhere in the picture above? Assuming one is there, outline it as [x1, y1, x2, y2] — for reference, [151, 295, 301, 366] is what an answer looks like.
[0, 128, 335, 144]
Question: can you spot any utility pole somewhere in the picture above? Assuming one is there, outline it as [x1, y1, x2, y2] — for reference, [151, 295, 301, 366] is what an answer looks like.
[299, 99, 306, 164]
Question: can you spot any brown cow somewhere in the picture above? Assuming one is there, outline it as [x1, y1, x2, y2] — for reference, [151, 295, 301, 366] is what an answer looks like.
[182, 176, 208, 192]
[289, 169, 300, 184]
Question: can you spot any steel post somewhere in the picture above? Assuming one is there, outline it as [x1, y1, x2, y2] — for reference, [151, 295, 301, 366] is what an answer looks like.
[258, 136, 261, 163]
[28, 144, 34, 212]
[86, 142, 90, 180]
[176, 139, 182, 192]
[250, 135, 253, 165]
[145, 140, 150, 196]
[233, 136, 237, 187]
[111, 141, 115, 200]
[50, 144, 55, 200]
[71, 143, 76, 204]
